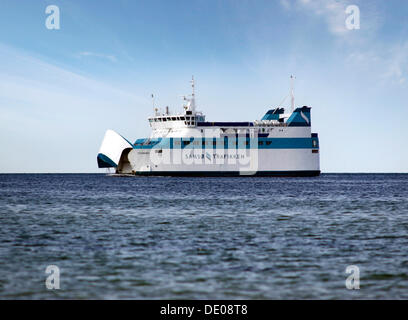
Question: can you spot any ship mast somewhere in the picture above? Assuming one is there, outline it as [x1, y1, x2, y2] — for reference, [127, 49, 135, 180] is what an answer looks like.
[290, 75, 295, 113]
[191, 75, 195, 97]
[189, 75, 196, 113]
[151, 93, 158, 115]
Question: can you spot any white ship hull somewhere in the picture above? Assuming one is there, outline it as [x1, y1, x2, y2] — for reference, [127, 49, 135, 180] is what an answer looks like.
[97, 78, 320, 177]
[126, 147, 318, 177]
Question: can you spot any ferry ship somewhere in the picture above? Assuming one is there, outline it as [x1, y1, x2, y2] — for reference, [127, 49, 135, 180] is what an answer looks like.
[97, 77, 320, 176]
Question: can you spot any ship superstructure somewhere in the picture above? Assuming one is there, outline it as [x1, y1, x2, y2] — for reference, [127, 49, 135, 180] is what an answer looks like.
[97, 77, 320, 176]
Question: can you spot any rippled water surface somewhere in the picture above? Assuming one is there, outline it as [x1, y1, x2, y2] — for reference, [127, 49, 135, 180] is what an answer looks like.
[1, 173, 408, 299]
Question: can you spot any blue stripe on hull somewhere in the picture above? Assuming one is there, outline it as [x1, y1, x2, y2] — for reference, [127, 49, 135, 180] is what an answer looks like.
[125, 170, 321, 177]
[134, 137, 319, 150]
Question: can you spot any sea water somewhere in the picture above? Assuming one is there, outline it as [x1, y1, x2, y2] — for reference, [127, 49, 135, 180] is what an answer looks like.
[0, 173, 407, 299]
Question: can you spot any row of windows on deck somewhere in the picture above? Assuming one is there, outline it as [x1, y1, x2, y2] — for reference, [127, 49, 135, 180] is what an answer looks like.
[149, 116, 198, 127]
[173, 140, 273, 146]
[149, 116, 204, 123]
[135, 139, 273, 147]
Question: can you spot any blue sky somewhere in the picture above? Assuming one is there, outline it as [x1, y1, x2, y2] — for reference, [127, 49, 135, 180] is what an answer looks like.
[0, 0, 407, 172]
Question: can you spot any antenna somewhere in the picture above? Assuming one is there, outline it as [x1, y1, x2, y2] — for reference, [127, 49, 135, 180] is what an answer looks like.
[151, 93, 155, 114]
[290, 75, 295, 113]
[191, 75, 195, 97]
[188, 76, 196, 113]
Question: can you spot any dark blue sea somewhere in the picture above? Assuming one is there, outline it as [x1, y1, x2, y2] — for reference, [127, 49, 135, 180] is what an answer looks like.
[1, 173, 408, 299]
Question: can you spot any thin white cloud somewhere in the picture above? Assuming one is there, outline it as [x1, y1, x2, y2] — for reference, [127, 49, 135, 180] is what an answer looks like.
[0, 43, 149, 172]
[297, 0, 351, 36]
[281, 0, 381, 38]
[281, 1, 405, 85]
[381, 42, 408, 86]
[78, 51, 118, 63]
[0, 44, 144, 106]
[280, 0, 291, 10]
[345, 42, 408, 87]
